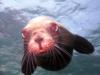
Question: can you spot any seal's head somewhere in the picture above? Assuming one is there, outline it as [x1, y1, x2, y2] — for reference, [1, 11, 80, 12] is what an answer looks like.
[21, 16, 94, 75]
[22, 16, 60, 55]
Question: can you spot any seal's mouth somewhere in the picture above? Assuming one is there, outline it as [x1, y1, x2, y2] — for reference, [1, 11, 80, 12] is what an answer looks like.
[28, 37, 55, 54]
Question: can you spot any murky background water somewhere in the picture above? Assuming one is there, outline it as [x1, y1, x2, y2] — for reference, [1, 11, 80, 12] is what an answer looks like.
[0, 0, 100, 75]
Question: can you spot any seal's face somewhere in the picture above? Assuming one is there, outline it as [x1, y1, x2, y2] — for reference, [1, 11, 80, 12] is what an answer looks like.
[22, 21, 59, 55]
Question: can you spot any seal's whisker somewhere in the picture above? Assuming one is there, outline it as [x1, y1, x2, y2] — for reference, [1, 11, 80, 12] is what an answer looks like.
[54, 47, 66, 63]
[53, 47, 63, 66]
[50, 48, 54, 65]
[55, 44, 72, 58]
[31, 52, 37, 69]
[26, 53, 29, 75]
[57, 42, 68, 46]
[53, 35, 59, 38]
[21, 52, 28, 66]
[30, 54, 34, 70]
[28, 53, 32, 75]
[52, 49, 56, 65]
[50, 48, 58, 65]
[47, 48, 52, 63]
[26, 52, 31, 75]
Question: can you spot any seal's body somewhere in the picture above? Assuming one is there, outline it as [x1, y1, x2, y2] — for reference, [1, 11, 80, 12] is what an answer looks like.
[21, 16, 94, 75]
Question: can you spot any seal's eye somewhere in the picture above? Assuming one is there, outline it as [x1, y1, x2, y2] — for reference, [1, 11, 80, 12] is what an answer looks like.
[32, 32, 37, 35]
[49, 22, 58, 32]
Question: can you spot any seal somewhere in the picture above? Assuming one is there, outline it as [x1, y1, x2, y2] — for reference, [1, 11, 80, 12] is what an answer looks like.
[21, 16, 94, 75]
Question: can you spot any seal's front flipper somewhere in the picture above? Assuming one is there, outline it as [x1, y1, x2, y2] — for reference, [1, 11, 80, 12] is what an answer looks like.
[74, 35, 94, 54]
[21, 54, 37, 75]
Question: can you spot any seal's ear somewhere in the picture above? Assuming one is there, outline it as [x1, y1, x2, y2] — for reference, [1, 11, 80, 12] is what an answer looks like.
[74, 35, 94, 54]
[48, 22, 59, 32]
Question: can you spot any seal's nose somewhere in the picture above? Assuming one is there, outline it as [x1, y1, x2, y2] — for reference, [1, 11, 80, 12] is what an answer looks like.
[35, 37, 43, 44]
[35, 37, 43, 50]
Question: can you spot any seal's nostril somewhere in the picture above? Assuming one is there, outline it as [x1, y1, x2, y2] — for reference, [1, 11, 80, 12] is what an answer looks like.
[35, 37, 43, 43]
[35, 37, 43, 50]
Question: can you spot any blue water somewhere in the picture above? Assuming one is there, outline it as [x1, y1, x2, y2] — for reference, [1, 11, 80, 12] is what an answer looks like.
[0, 0, 100, 75]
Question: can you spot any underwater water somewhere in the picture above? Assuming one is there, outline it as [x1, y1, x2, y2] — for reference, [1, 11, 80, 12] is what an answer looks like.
[0, 0, 100, 75]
